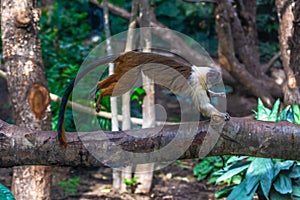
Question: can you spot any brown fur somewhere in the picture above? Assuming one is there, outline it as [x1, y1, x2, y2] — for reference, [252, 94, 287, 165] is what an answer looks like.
[95, 51, 192, 112]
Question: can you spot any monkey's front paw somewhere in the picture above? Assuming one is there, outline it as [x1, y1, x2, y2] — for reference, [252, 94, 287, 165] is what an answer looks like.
[95, 104, 101, 113]
[224, 112, 230, 121]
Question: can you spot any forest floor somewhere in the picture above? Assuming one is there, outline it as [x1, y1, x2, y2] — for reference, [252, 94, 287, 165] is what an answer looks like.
[0, 160, 220, 200]
[52, 160, 219, 200]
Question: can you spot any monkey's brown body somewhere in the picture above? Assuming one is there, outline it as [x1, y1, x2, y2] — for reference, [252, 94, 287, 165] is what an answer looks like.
[58, 51, 229, 148]
[95, 51, 192, 111]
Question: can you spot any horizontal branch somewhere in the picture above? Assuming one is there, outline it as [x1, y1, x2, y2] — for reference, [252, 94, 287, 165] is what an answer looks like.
[0, 118, 299, 168]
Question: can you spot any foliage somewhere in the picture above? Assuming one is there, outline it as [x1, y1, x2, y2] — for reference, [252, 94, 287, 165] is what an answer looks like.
[193, 156, 227, 182]
[0, 184, 15, 200]
[40, 0, 117, 131]
[151, 0, 217, 55]
[123, 176, 139, 186]
[208, 99, 300, 199]
[257, 0, 280, 62]
[254, 98, 300, 124]
[214, 159, 300, 199]
[123, 177, 140, 193]
[40, 0, 94, 131]
[58, 177, 80, 197]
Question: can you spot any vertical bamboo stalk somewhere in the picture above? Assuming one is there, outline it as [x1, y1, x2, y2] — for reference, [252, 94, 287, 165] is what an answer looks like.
[134, 0, 155, 194]
[103, 0, 123, 191]
[118, 0, 140, 193]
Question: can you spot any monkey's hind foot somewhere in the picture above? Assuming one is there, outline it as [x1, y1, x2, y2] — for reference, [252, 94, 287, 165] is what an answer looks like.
[211, 112, 230, 122]
[224, 112, 230, 121]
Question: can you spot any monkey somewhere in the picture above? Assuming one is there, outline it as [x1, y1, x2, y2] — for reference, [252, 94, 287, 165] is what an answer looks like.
[57, 50, 230, 148]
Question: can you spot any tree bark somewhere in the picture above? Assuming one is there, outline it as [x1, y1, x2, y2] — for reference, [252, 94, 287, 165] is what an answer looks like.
[1, 0, 52, 199]
[0, 118, 300, 167]
[215, 0, 284, 108]
[275, 0, 300, 105]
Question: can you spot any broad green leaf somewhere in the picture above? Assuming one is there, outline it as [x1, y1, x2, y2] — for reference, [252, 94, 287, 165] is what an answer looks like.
[274, 173, 292, 194]
[232, 175, 243, 185]
[227, 180, 258, 200]
[278, 105, 292, 121]
[293, 104, 300, 124]
[289, 165, 300, 178]
[0, 184, 15, 200]
[269, 99, 280, 121]
[274, 160, 295, 177]
[287, 109, 294, 123]
[216, 164, 249, 183]
[245, 158, 274, 197]
[256, 98, 271, 121]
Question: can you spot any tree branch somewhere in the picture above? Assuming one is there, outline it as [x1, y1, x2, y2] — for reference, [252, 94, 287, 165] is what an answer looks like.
[1, 118, 300, 168]
[215, 1, 282, 107]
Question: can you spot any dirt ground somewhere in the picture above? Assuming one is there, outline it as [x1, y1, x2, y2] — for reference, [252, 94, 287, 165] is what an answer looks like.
[0, 160, 220, 200]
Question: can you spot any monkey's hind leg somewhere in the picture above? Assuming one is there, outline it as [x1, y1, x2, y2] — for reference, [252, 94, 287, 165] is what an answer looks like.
[201, 102, 230, 121]
[95, 81, 117, 112]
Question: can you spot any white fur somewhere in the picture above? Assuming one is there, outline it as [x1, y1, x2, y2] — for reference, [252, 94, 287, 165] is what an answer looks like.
[188, 65, 225, 118]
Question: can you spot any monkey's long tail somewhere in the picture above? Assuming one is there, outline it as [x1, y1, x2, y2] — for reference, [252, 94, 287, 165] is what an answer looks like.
[57, 55, 119, 148]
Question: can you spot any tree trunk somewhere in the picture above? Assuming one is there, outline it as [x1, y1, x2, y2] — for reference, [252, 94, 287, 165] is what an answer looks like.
[275, 0, 300, 104]
[1, 0, 52, 199]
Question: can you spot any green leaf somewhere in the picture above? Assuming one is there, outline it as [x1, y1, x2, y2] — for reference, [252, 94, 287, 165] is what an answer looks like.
[216, 164, 249, 183]
[232, 175, 243, 185]
[289, 165, 300, 178]
[214, 185, 234, 198]
[0, 184, 15, 200]
[293, 104, 300, 124]
[256, 98, 271, 121]
[227, 180, 258, 200]
[269, 99, 280, 121]
[245, 158, 274, 198]
[133, 88, 146, 96]
[274, 173, 292, 194]
[278, 105, 292, 121]
[274, 160, 295, 177]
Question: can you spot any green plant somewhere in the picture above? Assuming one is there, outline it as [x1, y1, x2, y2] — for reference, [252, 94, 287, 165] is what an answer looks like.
[193, 156, 227, 182]
[209, 99, 300, 199]
[58, 177, 80, 197]
[0, 184, 15, 200]
[123, 177, 140, 193]
[214, 159, 300, 199]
